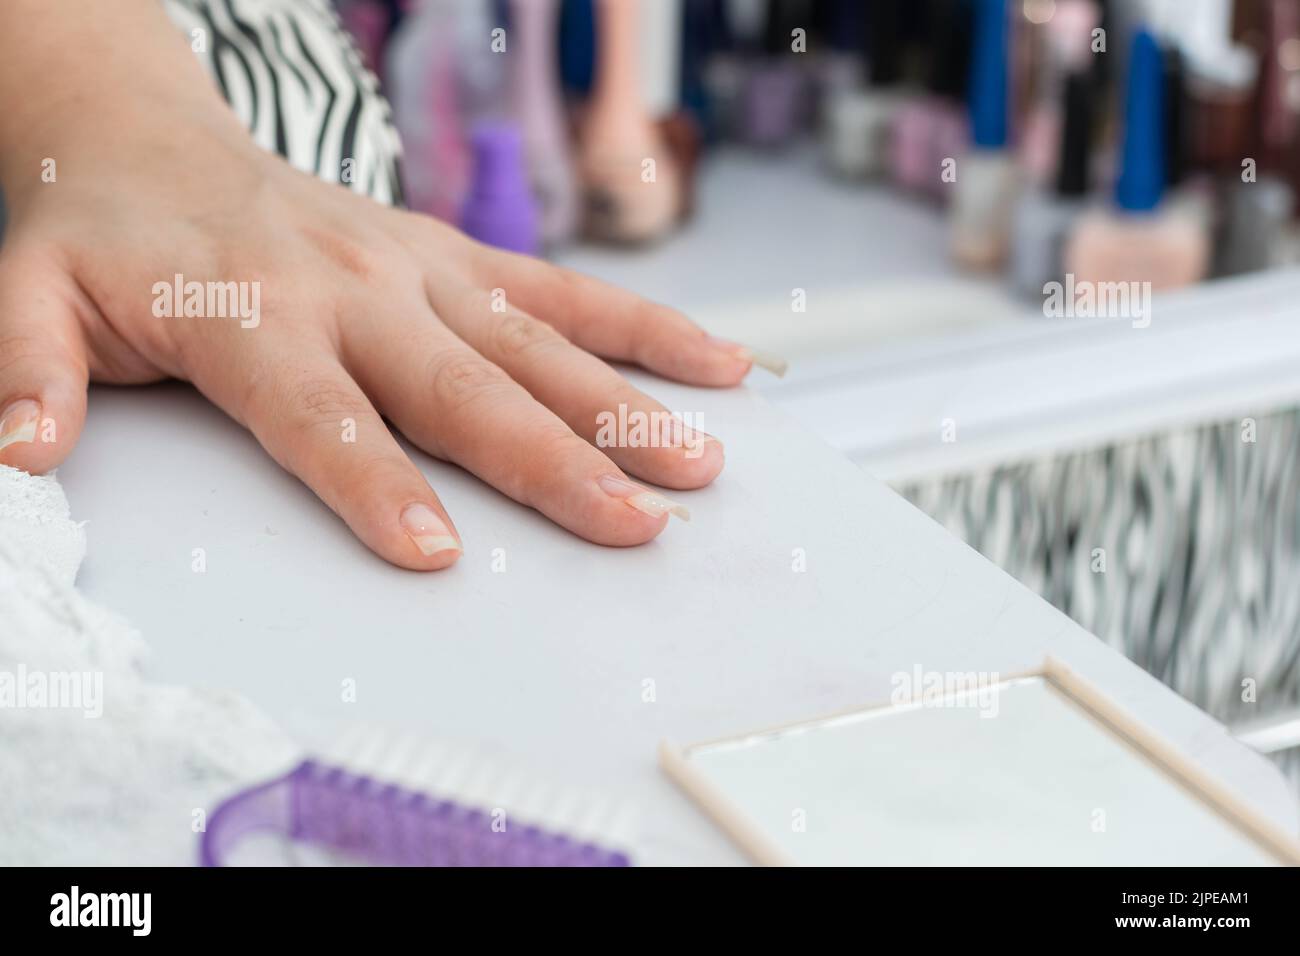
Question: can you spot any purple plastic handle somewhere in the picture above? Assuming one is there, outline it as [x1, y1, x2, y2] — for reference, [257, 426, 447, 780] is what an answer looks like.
[200, 760, 631, 867]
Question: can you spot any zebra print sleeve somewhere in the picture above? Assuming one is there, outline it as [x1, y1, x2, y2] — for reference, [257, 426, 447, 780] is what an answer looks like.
[161, 0, 405, 206]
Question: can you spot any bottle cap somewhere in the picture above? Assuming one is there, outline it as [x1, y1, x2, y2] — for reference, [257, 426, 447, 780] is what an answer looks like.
[1056, 70, 1094, 197]
[866, 0, 904, 87]
[1162, 42, 1188, 189]
[926, 0, 974, 100]
[968, 0, 1009, 148]
[1115, 28, 1166, 212]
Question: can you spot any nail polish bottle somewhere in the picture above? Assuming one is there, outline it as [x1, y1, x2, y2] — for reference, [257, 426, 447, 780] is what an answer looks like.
[813, 0, 867, 108]
[460, 123, 541, 255]
[680, 0, 718, 137]
[890, 0, 972, 200]
[951, 0, 1019, 270]
[1257, 0, 1300, 178]
[508, 0, 579, 248]
[705, 0, 765, 142]
[1143, 0, 1258, 176]
[742, 0, 814, 147]
[1063, 29, 1211, 293]
[1009, 70, 1095, 297]
[642, 0, 703, 219]
[657, 111, 703, 222]
[1217, 0, 1299, 275]
[1218, 177, 1295, 275]
[1186, 48, 1259, 175]
[824, 0, 909, 178]
[457, 0, 510, 120]
[640, 0, 684, 120]
[579, 0, 681, 243]
[1162, 41, 1189, 193]
[386, 0, 470, 222]
[1016, 0, 1100, 187]
[1159, 39, 1216, 272]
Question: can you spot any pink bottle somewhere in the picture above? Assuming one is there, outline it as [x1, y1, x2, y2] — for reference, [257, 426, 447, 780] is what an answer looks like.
[890, 0, 971, 202]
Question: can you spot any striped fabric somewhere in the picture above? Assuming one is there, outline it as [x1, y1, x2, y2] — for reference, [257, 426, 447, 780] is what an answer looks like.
[162, 0, 405, 205]
[899, 407, 1300, 792]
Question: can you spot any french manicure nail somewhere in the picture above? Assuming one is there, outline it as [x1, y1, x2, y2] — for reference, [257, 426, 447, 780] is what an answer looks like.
[598, 475, 691, 522]
[400, 502, 461, 556]
[0, 399, 40, 451]
[707, 335, 788, 378]
[735, 346, 788, 377]
[665, 416, 717, 459]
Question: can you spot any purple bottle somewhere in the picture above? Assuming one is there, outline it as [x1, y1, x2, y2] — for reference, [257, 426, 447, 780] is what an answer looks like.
[459, 123, 540, 255]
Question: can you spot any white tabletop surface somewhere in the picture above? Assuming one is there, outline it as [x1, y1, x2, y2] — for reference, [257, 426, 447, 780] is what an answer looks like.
[41, 149, 1299, 865]
[58, 370, 1299, 864]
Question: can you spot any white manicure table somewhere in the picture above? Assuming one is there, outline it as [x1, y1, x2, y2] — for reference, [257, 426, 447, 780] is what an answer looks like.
[54, 149, 1300, 864]
[58, 368, 1298, 864]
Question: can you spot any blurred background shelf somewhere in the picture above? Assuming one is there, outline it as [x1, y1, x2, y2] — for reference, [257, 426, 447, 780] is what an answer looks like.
[557, 144, 1030, 359]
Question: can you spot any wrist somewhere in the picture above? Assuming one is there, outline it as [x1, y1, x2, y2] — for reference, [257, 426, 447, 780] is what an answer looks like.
[0, 88, 255, 211]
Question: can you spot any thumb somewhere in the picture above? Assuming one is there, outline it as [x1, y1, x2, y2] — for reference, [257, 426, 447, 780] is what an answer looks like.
[0, 247, 89, 474]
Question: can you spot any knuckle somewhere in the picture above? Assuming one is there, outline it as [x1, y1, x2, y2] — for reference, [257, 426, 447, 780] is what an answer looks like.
[535, 420, 586, 459]
[552, 265, 590, 300]
[632, 303, 689, 365]
[0, 331, 83, 382]
[0, 334, 44, 376]
[493, 311, 562, 360]
[507, 421, 583, 502]
[248, 370, 362, 440]
[298, 225, 385, 283]
[284, 376, 362, 425]
[427, 352, 511, 410]
[638, 300, 688, 337]
[334, 453, 407, 507]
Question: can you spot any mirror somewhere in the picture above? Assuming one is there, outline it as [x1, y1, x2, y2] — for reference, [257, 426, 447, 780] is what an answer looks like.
[661, 663, 1300, 866]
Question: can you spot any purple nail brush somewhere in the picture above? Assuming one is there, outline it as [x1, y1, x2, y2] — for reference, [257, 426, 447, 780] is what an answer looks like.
[200, 759, 631, 867]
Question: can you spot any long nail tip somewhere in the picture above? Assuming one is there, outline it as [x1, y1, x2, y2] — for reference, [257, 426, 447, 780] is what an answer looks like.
[0, 421, 37, 451]
[735, 346, 788, 378]
[411, 534, 462, 557]
[623, 490, 691, 523]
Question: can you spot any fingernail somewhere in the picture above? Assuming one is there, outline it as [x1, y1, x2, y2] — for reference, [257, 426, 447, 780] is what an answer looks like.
[0, 399, 40, 451]
[665, 416, 718, 459]
[400, 502, 461, 556]
[598, 475, 691, 522]
[706, 336, 788, 377]
[682, 430, 716, 460]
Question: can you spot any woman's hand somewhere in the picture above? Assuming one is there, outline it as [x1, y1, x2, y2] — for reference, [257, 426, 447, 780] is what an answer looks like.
[0, 3, 761, 570]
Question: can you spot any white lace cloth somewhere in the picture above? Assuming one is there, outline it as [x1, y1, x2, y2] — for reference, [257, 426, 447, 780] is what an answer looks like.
[0, 465, 297, 865]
